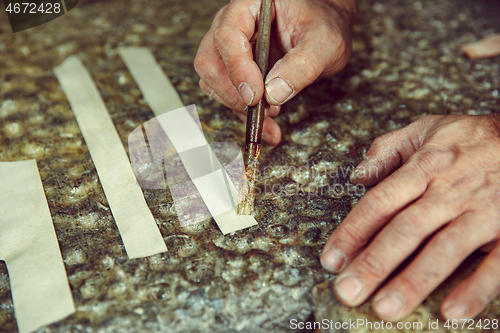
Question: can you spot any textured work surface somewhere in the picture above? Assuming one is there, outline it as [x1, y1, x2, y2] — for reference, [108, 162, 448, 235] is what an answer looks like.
[0, 0, 499, 332]
[314, 252, 500, 333]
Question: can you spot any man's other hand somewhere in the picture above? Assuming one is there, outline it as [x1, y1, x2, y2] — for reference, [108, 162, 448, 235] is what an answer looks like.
[322, 114, 500, 322]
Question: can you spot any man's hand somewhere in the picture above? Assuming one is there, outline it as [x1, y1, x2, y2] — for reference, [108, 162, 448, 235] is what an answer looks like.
[194, 0, 357, 145]
[321, 114, 500, 321]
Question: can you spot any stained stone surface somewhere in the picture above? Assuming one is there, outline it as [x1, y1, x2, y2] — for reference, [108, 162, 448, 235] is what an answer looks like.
[0, 0, 499, 332]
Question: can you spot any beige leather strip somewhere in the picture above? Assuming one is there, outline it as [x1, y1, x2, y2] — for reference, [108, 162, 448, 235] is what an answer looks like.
[118, 47, 184, 116]
[0, 160, 75, 333]
[54, 56, 167, 258]
[119, 47, 257, 233]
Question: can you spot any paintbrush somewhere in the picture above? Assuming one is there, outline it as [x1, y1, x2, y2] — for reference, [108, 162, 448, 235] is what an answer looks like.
[237, 0, 273, 215]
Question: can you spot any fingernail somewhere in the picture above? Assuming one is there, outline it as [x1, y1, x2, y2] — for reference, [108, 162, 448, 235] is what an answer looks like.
[443, 302, 468, 320]
[265, 77, 294, 105]
[239, 82, 255, 106]
[262, 132, 273, 144]
[335, 275, 364, 304]
[321, 247, 346, 273]
[373, 292, 404, 319]
[243, 106, 248, 114]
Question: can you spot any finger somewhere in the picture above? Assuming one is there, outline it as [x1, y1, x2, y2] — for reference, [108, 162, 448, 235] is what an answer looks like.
[233, 105, 281, 145]
[332, 195, 461, 307]
[235, 111, 247, 123]
[195, 29, 248, 112]
[199, 79, 231, 108]
[213, 0, 275, 107]
[203, 76, 282, 145]
[268, 104, 280, 117]
[479, 240, 498, 253]
[371, 211, 497, 321]
[262, 117, 281, 145]
[199, 79, 244, 118]
[441, 242, 500, 320]
[199, 79, 213, 98]
[264, 25, 350, 106]
[321, 153, 435, 274]
[201, 79, 281, 119]
[351, 115, 444, 186]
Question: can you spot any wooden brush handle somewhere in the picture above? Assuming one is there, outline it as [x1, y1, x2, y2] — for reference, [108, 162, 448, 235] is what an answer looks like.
[238, 0, 273, 215]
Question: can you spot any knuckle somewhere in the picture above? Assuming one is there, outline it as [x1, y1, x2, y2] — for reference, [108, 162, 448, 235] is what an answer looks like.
[194, 53, 219, 83]
[336, 222, 367, 250]
[218, 85, 242, 109]
[409, 148, 451, 179]
[390, 213, 421, 244]
[223, 56, 244, 80]
[292, 51, 322, 83]
[398, 273, 424, 296]
[221, 93, 238, 108]
[362, 187, 393, 220]
[414, 149, 439, 169]
[433, 229, 465, 258]
[213, 24, 231, 51]
[356, 252, 386, 278]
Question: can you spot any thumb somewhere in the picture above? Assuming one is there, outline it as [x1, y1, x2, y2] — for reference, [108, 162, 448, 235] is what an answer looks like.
[264, 29, 350, 106]
[351, 115, 444, 186]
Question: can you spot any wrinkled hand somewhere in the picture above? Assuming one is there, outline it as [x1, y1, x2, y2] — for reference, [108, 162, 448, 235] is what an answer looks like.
[194, 0, 357, 145]
[321, 114, 500, 321]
